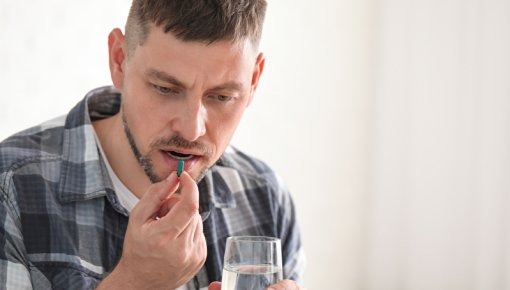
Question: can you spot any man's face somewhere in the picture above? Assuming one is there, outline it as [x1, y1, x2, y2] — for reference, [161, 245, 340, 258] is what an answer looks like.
[114, 26, 263, 183]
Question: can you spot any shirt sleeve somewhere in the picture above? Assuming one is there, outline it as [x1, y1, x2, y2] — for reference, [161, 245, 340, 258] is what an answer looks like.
[273, 175, 306, 284]
[0, 187, 33, 290]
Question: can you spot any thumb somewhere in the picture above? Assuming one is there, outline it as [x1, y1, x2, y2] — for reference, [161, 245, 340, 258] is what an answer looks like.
[131, 172, 179, 223]
[177, 171, 199, 206]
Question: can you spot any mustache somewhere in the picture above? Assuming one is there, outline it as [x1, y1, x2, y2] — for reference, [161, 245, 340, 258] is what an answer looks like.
[150, 135, 213, 157]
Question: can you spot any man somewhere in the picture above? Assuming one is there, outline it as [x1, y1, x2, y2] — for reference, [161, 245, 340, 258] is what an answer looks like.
[0, 1, 305, 289]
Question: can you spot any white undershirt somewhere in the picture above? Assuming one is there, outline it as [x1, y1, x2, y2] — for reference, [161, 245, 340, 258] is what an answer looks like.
[93, 130, 189, 290]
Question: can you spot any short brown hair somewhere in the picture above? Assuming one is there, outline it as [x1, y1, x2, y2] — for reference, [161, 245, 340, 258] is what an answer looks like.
[125, 0, 267, 56]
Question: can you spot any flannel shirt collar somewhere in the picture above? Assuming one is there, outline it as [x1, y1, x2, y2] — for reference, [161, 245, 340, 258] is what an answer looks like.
[58, 86, 120, 203]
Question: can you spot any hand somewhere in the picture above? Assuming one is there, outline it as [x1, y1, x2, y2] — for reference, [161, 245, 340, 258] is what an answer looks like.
[99, 171, 207, 290]
[267, 279, 306, 290]
[207, 280, 306, 290]
[208, 281, 221, 290]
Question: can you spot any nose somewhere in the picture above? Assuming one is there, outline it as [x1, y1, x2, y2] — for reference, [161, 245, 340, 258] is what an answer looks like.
[169, 99, 207, 142]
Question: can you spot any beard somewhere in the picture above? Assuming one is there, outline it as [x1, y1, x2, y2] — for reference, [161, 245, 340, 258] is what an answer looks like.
[121, 110, 213, 183]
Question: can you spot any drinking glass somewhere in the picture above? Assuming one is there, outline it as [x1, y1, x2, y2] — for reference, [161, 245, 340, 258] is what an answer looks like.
[221, 236, 283, 290]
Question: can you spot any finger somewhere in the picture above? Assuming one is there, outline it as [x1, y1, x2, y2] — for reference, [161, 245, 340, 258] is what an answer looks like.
[185, 212, 200, 243]
[192, 213, 204, 244]
[196, 221, 207, 267]
[158, 171, 199, 235]
[177, 171, 199, 205]
[131, 172, 179, 223]
[185, 212, 204, 248]
[156, 194, 181, 218]
[176, 209, 199, 244]
[182, 214, 206, 271]
[267, 279, 302, 290]
[208, 281, 221, 290]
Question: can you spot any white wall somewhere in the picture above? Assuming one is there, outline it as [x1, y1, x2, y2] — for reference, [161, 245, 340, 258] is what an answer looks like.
[0, 1, 130, 133]
[1, 1, 369, 289]
[363, 0, 510, 289]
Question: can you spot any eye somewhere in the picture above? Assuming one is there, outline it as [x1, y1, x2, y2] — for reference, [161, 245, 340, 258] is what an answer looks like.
[208, 94, 233, 102]
[153, 84, 178, 95]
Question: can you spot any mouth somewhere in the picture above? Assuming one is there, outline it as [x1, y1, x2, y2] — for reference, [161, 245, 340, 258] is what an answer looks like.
[165, 150, 195, 160]
[161, 149, 202, 173]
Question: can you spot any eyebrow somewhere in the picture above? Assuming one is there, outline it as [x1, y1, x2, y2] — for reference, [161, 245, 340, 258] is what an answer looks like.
[145, 69, 187, 89]
[210, 81, 245, 92]
[146, 68, 245, 92]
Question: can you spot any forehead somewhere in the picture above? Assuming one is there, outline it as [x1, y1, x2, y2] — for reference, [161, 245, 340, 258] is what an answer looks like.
[128, 26, 257, 84]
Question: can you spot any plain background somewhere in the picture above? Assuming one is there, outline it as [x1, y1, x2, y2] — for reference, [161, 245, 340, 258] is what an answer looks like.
[2, 1, 510, 289]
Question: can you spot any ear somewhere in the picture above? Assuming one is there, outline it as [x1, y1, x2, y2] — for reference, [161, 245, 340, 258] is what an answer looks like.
[247, 52, 265, 107]
[108, 28, 127, 90]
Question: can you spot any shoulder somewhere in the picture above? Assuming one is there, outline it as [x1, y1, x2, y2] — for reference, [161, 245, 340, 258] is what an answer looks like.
[0, 116, 67, 220]
[0, 115, 66, 174]
[214, 145, 291, 202]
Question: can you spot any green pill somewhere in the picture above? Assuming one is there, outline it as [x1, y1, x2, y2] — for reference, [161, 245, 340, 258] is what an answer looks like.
[177, 159, 184, 177]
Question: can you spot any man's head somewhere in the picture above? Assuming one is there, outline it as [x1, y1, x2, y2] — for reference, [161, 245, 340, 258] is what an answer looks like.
[124, 0, 267, 58]
[107, 0, 267, 186]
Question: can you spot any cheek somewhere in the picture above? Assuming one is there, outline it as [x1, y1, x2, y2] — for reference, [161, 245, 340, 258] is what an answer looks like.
[122, 95, 163, 151]
[208, 107, 246, 144]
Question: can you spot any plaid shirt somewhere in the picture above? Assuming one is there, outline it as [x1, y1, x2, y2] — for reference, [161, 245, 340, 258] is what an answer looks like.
[0, 86, 305, 289]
